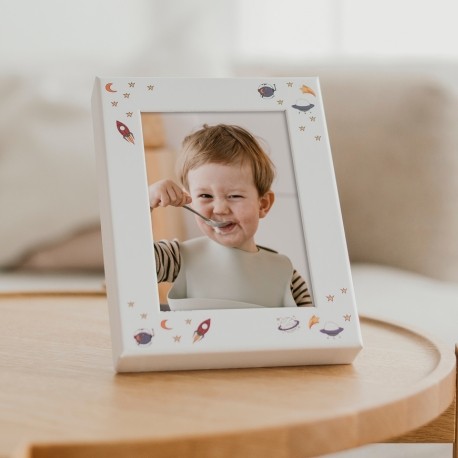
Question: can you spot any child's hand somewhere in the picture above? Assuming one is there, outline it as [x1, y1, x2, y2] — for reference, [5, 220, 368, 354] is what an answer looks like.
[149, 179, 192, 209]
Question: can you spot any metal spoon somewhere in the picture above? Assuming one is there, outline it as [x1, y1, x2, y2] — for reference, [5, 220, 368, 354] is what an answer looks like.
[183, 205, 231, 228]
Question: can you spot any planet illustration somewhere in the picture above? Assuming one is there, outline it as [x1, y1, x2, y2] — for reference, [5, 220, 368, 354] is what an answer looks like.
[292, 99, 315, 113]
[320, 322, 344, 338]
[258, 83, 277, 98]
[277, 317, 300, 332]
[134, 329, 154, 346]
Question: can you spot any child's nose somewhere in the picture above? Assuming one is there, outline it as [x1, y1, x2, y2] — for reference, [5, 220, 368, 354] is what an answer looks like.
[213, 198, 229, 214]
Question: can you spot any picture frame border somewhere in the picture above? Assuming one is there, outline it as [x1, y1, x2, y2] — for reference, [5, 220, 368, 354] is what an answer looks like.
[92, 77, 363, 372]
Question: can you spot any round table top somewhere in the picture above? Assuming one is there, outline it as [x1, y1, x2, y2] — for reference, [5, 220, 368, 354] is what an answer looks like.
[0, 293, 455, 458]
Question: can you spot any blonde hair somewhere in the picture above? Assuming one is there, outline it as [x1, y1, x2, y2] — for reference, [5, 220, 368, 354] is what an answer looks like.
[177, 124, 275, 196]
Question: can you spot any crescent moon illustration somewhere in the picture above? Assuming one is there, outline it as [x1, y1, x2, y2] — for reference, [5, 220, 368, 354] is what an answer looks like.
[161, 319, 173, 331]
[105, 82, 117, 93]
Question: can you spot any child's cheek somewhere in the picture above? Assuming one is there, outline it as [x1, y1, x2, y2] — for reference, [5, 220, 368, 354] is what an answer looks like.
[196, 218, 211, 235]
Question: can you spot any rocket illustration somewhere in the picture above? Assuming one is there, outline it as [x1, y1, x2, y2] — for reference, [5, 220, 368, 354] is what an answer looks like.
[116, 120, 135, 144]
[193, 319, 211, 343]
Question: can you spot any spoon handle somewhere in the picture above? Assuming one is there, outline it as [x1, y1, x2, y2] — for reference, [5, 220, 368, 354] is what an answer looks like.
[183, 205, 211, 222]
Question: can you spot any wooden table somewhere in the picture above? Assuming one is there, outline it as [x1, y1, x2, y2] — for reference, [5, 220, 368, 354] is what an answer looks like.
[0, 293, 456, 458]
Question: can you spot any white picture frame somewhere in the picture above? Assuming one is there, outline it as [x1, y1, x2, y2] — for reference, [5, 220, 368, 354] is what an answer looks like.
[92, 77, 363, 372]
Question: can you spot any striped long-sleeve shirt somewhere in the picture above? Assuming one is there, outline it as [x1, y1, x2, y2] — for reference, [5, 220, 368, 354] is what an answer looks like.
[154, 239, 313, 307]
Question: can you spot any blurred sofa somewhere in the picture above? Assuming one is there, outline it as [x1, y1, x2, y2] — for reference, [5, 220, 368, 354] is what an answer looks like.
[1, 63, 457, 455]
[0, 73, 101, 272]
[327, 63, 458, 350]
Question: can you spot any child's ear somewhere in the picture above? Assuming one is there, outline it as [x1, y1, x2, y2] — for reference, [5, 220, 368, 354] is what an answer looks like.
[259, 191, 275, 218]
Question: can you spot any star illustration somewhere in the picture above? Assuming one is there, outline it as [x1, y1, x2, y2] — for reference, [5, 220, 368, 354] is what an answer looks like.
[326, 295, 335, 302]
[126, 112, 133, 117]
[173, 335, 181, 342]
[341, 288, 348, 294]
[299, 126, 306, 131]
[147, 85, 155, 91]
[127, 301, 135, 308]
[343, 314, 352, 321]
[185, 319, 192, 325]
[287, 82, 293, 87]
[277, 99, 284, 105]
[140, 313, 148, 319]
[309, 116, 316, 122]
[128, 82, 135, 87]
[315, 135, 321, 141]
[123, 93, 130, 98]
[111, 101, 118, 107]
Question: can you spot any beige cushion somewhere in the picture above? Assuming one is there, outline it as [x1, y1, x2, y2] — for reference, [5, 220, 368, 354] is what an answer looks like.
[17, 225, 103, 271]
[236, 64, 458, 281]
[0, 74, 99, 267]
[8, 67, 458, 282]
[322, 73, 458, 281]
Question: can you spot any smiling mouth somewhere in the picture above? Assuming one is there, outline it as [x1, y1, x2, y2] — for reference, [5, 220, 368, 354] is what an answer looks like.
[214, 222, 236, 234]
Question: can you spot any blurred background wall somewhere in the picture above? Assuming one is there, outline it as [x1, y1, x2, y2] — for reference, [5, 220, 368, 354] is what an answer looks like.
[1, 0, 457, 272]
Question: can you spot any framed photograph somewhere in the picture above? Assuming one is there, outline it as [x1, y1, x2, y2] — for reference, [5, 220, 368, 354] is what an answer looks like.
[92, 77, 362, 372]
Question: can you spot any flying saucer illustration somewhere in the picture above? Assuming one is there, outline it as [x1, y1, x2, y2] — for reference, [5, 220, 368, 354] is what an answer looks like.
[134, 329, 154, 346]
[320, 322, 344, 338]
[258, 83, 277, 98]
[277, 317, 300, 333]
[292, 99, 315, 113]
[193, 319, 211, 343]
[116, 120, 135, 144]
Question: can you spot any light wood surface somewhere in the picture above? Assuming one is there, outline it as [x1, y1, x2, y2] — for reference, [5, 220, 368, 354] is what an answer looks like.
[0, 294, 455, 458]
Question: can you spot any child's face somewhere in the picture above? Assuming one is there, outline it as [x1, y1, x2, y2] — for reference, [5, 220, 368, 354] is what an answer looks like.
[187, 162, 274, 252]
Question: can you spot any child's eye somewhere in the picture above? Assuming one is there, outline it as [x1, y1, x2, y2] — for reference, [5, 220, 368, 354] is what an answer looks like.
[198, 193, 213, 199]
[228, 195, 243, 200]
